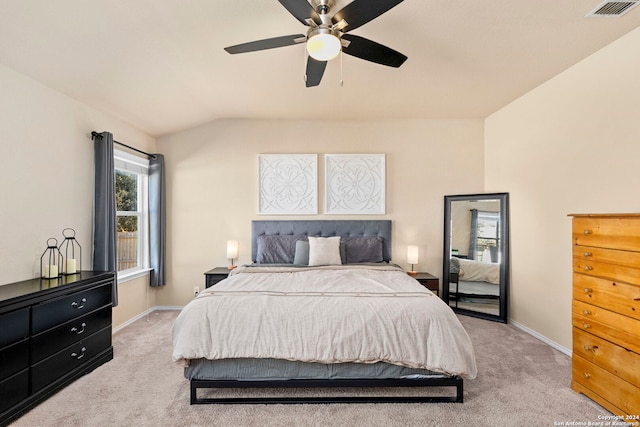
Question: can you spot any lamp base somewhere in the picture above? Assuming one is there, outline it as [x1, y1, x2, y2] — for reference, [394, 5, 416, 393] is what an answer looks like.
[407, 271, 417, 276]
[228, 265, 237, 270]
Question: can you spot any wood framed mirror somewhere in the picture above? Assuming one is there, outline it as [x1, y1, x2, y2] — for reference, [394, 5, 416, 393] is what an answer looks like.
[442, 193, 509, 323]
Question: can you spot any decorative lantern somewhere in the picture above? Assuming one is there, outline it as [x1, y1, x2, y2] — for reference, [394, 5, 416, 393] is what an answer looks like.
[60, 228, 81, 275]
[41, 238, 63, 279]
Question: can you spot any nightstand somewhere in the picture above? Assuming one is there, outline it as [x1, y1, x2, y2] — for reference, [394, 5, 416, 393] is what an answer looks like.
[204, 267, 231, 288]
[413, 272, 439, 296]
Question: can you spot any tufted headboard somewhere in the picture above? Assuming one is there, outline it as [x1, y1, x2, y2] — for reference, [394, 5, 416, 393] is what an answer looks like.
[251, 220, 392, 262]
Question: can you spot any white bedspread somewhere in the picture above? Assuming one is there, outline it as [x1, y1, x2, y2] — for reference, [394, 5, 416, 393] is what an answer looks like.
[172, 264, 477, 379]
[458, 258, 500, 285]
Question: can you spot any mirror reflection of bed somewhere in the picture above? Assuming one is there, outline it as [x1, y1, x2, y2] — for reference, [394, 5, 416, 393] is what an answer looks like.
[449, 257, 500, 316]
[443, 193, 509, 323]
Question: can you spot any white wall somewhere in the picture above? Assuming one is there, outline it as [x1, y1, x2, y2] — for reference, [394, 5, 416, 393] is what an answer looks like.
[157, 118, 484, 306]
[0, 63, 157, 328]
[485, 27, 640, 350]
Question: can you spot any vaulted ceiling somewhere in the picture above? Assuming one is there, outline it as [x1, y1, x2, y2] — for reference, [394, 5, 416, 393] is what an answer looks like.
[1, 0, 640, 136]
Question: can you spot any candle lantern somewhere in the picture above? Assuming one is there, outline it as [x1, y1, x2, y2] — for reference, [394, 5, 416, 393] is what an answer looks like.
[60, 228, 81, 275]
[41, 238, 63, 279]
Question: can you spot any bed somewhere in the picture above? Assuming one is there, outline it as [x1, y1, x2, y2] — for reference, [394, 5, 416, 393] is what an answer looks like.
[172, 220, 477, 404]
[449, 257, 500, 304]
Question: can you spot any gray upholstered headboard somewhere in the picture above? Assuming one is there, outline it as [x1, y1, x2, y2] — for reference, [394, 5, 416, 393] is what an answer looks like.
[251, 220, 392, 262]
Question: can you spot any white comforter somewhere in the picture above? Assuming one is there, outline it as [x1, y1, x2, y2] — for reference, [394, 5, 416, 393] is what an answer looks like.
[172, 264, 477, 379]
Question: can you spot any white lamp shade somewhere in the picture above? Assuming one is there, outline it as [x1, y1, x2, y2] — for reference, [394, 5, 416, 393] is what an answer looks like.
[226, 240, 239, 259]
[407, 245, 419, 265]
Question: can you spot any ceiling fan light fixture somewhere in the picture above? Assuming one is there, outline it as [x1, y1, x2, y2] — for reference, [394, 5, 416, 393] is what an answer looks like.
[306, 28, 341, 61]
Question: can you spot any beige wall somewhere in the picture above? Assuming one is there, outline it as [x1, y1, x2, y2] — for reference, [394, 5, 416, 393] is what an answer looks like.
[0, 63, 157, 329]
[485, 27, 640, 350]
[156, 118, 485, 306]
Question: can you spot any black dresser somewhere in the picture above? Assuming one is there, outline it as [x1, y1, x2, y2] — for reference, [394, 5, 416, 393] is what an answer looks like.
[0, 271, 114, 426]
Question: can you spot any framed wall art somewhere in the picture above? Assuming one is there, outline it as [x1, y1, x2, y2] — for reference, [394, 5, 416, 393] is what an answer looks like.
[325, 154, 385, 215]
[258, 154, 318, 214]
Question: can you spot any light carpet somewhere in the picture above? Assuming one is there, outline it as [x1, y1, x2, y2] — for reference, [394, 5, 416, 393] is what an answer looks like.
[11, 310, 608, 427]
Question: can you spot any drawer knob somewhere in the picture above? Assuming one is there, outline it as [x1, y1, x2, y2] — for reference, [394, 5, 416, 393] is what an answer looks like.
[583, 266, 593, 271]
[71, 322, 87, 334]
[583, 230, 592, 235]
[584, 288, 593, 294]
[583, 323, 591, 329]
[71, 347, 86, 360]
[583, 345, 599, 352]
[582, 310, 591, 315]
[583, 372, 591, 379]
[583, 252, 592, 257]
[71, 298, 87, 309]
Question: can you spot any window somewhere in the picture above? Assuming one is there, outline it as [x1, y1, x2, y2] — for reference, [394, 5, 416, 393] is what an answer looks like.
[474, 211, 500, 262]
[114, 149, 150, 279]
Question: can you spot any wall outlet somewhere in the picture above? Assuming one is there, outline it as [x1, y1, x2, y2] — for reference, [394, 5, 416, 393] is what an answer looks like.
[194, 286, 200, 297]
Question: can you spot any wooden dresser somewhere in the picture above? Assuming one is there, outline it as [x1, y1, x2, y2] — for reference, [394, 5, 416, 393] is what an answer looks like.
[0, 271, 114, 425]
[569, 214, 640, 416]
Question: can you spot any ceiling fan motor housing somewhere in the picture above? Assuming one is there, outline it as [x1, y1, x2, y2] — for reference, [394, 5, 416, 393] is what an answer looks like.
[313, 0, 334, 15]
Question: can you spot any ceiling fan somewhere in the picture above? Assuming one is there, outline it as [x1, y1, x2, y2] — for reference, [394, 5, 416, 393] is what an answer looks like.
[224, 0, 408, 87]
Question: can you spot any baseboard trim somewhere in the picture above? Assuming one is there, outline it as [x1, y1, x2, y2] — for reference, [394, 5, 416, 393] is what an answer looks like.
[509, 318, 571, 356]
[153, 305, 184, 311]
[113, 306, 183, 333]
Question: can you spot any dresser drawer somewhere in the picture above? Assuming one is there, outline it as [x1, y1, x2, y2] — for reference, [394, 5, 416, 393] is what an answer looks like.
[31, 326, 112, 393]
[0, 307, 29, 348]
[0, 339, 29, 381]
[573, 217, 640, 252]
[573, 354, 640, 416]
[32, 282, 112, 334]
[572, 300, 640, 354]
[573, 327, 640, 387]
[573, 273, 640, 321]
[0, 369, 29, 414]
[31, 306, 112, 363]
[573, 253, 640, 287]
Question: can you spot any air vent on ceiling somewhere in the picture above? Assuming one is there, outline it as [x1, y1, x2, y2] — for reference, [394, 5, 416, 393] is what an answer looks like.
[587, 1, 640, 17]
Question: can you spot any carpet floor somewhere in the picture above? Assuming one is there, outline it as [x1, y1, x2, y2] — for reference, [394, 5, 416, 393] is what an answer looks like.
[11, 310, 608, 426]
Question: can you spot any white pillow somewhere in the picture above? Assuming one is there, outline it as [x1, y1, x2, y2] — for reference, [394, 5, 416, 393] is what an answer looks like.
[308, 236, 342, 266]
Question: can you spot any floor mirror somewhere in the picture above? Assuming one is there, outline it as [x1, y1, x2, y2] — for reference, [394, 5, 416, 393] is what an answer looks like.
[442, 193, 509, 323]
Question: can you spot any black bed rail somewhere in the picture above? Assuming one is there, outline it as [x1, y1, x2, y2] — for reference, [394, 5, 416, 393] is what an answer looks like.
[190, 376, 464, 404]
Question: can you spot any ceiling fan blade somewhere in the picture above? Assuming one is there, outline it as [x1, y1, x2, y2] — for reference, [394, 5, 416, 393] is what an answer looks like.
[305, 57, 327, 87]
[224, 34, 305, 54]
[341, 34, 407, 68]
[332, 0, 404, 33]
[278, 0, 322, 26]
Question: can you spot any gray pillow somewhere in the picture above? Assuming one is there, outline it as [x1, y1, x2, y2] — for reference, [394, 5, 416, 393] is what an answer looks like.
[450, 256, 460, 273]
[256, 234, 306, 264]
[293, 240, 310, 265]
[342, 236, 384, 263]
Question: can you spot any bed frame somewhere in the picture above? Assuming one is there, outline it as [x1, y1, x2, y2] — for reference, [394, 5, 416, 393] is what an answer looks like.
[189, 220, 465, 404]
[191, 377, 464, 404]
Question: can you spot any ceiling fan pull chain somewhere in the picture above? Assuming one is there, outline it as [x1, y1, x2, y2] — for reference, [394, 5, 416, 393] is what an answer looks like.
[304, 47, 308, 84]
[340, 49, 344, 87]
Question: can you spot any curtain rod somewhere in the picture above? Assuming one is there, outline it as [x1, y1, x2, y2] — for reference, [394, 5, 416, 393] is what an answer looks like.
[91, 131, 157, 160]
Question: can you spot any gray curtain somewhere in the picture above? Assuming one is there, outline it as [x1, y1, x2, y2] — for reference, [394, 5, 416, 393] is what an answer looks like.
[149, 154, 166, 287]
[468, 209, 478, 260]
[92, 131, 119, 306]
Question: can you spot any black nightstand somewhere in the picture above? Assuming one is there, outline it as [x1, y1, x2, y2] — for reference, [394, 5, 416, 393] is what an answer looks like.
[413, 272, 439, 296]
[204, 267, 231, 288]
